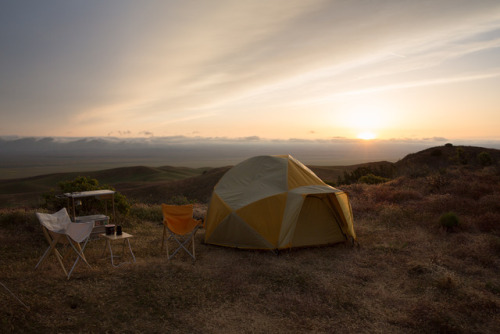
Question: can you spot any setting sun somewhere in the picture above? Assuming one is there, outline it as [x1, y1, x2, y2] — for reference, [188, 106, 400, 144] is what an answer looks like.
[339, 103, 389, 140]
[357, 131, 377, 140]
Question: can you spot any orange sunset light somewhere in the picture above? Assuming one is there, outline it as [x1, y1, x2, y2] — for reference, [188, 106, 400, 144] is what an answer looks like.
[357, 131, 377, 140]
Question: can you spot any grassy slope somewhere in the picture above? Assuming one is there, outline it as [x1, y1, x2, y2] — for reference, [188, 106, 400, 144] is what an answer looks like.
[310, 161, 395, 183]
[115, 166, 231, 204]
[0, 166, 209, 208]
[1, 145, 499, 332]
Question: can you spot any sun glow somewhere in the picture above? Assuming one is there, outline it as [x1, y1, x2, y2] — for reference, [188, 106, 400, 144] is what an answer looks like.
[357, 131, 377, 140]
[338, 103, 392, 141]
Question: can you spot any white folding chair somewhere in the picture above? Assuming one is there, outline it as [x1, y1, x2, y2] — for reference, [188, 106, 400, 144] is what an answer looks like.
[35, 208, 94, 279]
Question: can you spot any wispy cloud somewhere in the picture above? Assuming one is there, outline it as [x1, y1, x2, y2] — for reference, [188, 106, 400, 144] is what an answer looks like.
[138, 131, 154, 137]
[335, 70, 500, 98]
[1, 1, 500, 140]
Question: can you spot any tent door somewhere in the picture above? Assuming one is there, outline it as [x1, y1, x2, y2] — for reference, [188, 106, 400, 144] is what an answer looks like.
[291, 195, 346, 247]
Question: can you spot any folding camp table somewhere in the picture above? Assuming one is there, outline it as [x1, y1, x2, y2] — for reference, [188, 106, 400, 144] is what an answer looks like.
[100, 232, 136, 267]
[63, 190, 116, 238]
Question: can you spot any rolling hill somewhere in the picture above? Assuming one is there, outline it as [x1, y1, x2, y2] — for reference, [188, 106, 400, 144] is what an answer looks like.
[1, 144, 498, 208]
[0, 165, 211, 208]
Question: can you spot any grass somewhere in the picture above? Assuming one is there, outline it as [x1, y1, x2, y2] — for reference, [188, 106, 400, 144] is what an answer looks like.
[1, 153, 500, 332]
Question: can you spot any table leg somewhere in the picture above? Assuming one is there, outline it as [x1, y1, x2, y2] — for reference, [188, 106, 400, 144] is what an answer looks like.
[126, 238, 136, 263]
[108, 239, 118, 267]
[101, 240, 108, 259]
[104, 238, 136, 267]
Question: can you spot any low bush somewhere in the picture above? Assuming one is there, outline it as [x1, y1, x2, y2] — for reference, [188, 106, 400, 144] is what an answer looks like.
[477, 151, 493, 166]
[358, 174, 390, 185]
[130, 204, 162, 223]
[43, 176, 130, 216]
[337, 165, 394, 185]
[167, 195, 193, 205]
[439, 212, 460, 231]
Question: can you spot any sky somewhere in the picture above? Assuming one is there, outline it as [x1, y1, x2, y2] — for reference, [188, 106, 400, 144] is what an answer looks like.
[1, 0, 500, 143]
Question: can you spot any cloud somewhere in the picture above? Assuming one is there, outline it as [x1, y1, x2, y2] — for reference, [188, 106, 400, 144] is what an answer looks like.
[426, 137, 448, 142]
[1, 1, 500, 140]
[242, 136, 260, 141]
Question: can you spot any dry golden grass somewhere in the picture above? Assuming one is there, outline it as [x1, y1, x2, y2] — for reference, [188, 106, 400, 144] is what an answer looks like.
[1, 166, 500, 333]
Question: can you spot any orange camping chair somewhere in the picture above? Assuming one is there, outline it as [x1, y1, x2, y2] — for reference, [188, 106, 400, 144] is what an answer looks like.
[161, 204, 202, 260]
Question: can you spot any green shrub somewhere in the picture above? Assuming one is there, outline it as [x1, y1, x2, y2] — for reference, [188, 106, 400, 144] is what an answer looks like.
[337, 165, 394, 185]
[439, 212, 460, 231]
[43, 176, 130, 216]
[478, 151, 493, 166]
[358, 173, 390, 185]
[130, 204, 162, 223]
[167, 195, 193, 205]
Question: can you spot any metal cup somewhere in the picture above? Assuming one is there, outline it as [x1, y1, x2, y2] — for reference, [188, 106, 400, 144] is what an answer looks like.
[105, 225, 115, 235]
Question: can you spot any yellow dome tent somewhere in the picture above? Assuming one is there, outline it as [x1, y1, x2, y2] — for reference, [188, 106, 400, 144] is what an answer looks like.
[204, 155, 356, 250]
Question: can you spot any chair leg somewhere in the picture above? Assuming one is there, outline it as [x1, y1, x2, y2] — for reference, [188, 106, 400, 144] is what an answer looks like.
[35, 238, 56, 269]
[164, 225, 200, 260]
[35, 236, 69, 277]
[67, 237, 91, 279]
[192, 234, 195, 260]
[161, 225, 167, 252]
[168, 233, 196, 260]
[35, 246, 51, 269]
[73, 240, 91, 268]
[37, 228, 62, 268]
[166, 232, 171, 260]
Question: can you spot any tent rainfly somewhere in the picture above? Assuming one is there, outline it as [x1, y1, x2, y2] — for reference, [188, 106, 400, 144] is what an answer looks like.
[204, 155, 356, 250]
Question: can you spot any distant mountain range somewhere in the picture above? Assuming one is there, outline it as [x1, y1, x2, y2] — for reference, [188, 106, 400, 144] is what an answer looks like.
[4, 135, 499, 179]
